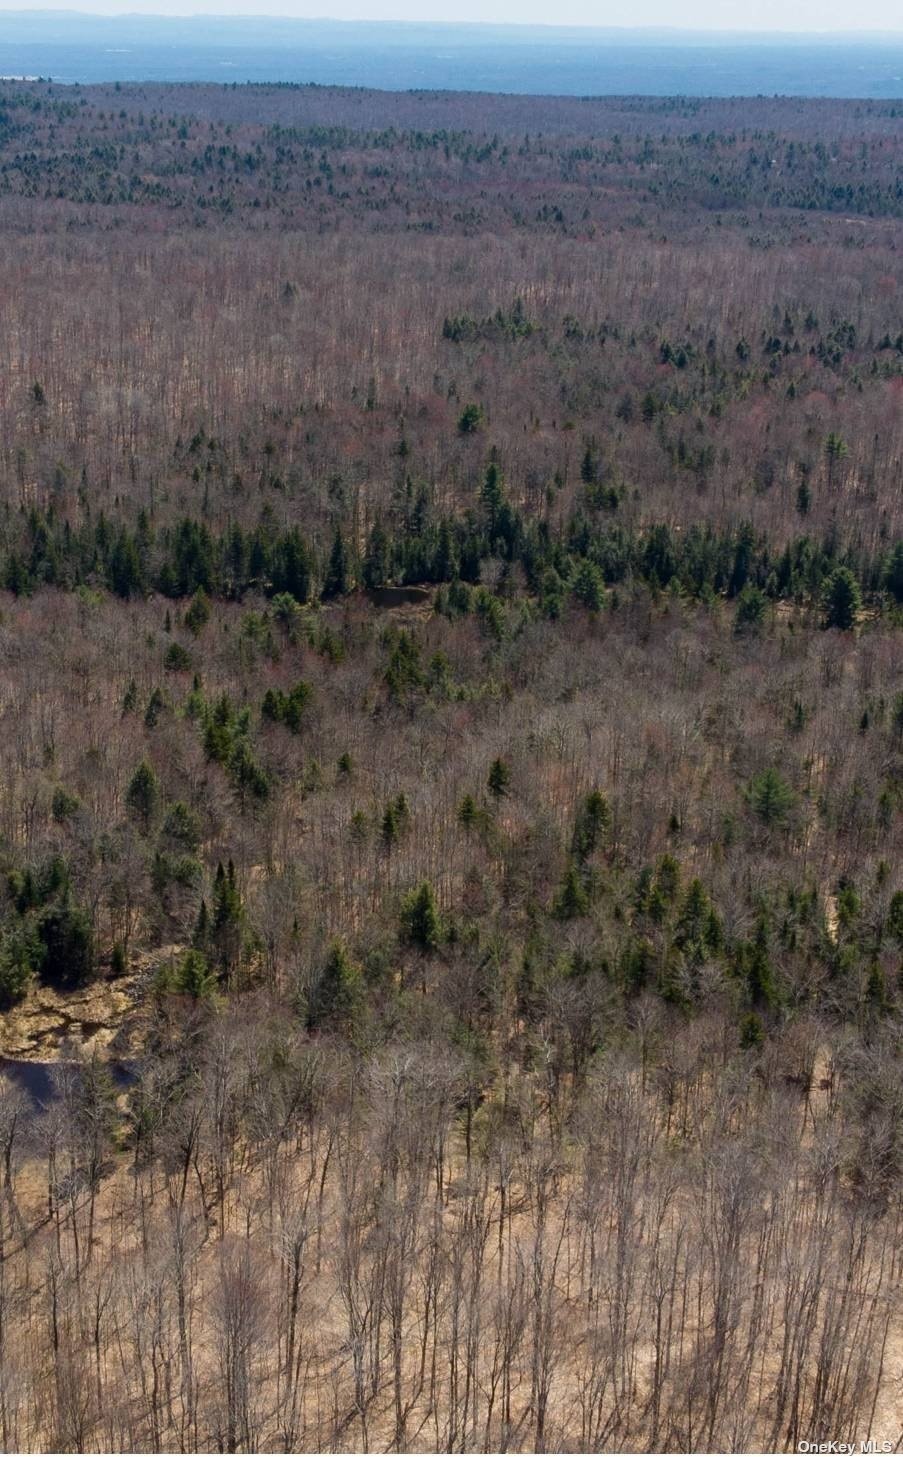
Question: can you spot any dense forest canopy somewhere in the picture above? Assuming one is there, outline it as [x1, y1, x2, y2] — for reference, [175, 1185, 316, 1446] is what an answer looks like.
[0, 79, 900, 1454]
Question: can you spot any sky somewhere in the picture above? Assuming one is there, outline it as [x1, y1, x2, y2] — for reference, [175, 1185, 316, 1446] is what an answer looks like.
[0, 0, 900, 33]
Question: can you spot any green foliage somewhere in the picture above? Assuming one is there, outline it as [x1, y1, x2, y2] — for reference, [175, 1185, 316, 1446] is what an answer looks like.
[571, 790, 611, 862]
[174, 948, 216, 1000]
[739, 1011, 765, 1048]
[572, 559, 605, 612]
[195, 860, 246, 985]
[322, 527, 352, 600]
[144, 686, 166, 729]
[309, 941, 362, 1030]
[487, 758, 512, 798]
[674, 878, 722, 965]
[552, 861, 590, 920]
[164, 641, 192, 672]
[35, 899, 95, 989]
[0, 920, 41, 1007]
[747, 767, 796, 830]
[886, 891, 903, 948]
[823, 566, 862, 630]
[184, 588, 211, 635]
[400, 881, 443, 952]
[734, 584, 767, 635]
[885, 542, 903, 604]
[51, 785, 80, 822]
[201, 693, 269, 804]
[381, 793, 411, 848]
[261, 679, 312, 732]
[161, 800, 202, 853]
[126, 758, 161, 834]
[384, 631, 425, 701]
[734, 930, 778, 1011]
[457, 402, 485, 435]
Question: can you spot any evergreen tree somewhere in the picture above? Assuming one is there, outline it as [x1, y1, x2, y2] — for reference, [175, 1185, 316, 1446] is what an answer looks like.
[109, 530, 143, 599]
[35, 899, 95, 989]
[734, 583, 767, 635]
[824, 431, 848, 487]
[322, 527, 351, 600]
[381, 793, 410, 849]
[823, 566, 861, 630]
[309, 941, 362, 1030]
[432, 519, 458, 583]
[747, 767, 795, 829]
[362, 522, 391, 589]
[173, 948, 216, 1000]
[400, 881, 443, 952]
[487, 758, 512, 798]
[580, 443, 600, 486]
[272, 527, 312, 603]
[184, 588, 211, 635]
[126, 758, 160, 835]
[571, 790, 611, 862]
[553, 861, 590, 920]
[885, 542, 903, 605]
[457, 402, 485, 435]
[573, 559, 605, 612]
[210, 860, 244, 984]
[161, 800, 201, 853]
[481, 461, 505, 531]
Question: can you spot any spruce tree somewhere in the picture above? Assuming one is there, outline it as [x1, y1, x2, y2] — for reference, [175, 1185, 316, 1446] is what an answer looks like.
[553, 861, 590, 920]
[322, 527, 351, 600]
[309, 941, 362, 1029]
[400, 881, 443, 952]
[126, 759, 160, 835]
[571, 790, 611, 862]
[823, 566, 861, 630]
[487, 758, 512, 798]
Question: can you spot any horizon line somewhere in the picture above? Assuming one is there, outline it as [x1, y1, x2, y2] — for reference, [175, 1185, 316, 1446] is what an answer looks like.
[2, 10, 903, 37]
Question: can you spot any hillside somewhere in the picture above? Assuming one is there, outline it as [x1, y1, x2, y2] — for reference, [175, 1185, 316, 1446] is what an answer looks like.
[0, 80, 900, 1453]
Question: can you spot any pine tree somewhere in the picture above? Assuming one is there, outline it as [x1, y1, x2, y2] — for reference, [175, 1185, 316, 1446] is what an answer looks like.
[748, 767, 795, 829]
[362, 522, 391, 589]
[571, 790, 611, 862]
[126, 759, 160, 835]
[432, 519, 458, 583]
[553, 861, 590, 920]
[109, 530, 143, 599]
[481, 461, 505, 530]
[35, 898, 95, 989]
[309, 941, 362, 1029]
[322, 527, 351, 601]
[457, 402, 485, 435]
[400, 881, 443, 952]
[487, 758, 512, 798]
[174, 948, 216, 1000]
[885, 541, 903, 604]
[184, 588, 211, 635]
[573, 559, 604, 612]
[580, 443, 600, 486]
[210, 860, 244, 984]
[823, 566, 861, 630]
[734, 583, 767, 635]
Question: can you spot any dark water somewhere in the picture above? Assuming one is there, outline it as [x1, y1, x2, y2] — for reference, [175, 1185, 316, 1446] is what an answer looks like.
[0, 19, 901, 97]
[0, 1057, 59, 1107]
[367, 586, 432, 608]
[0, 1056, 136, 1110]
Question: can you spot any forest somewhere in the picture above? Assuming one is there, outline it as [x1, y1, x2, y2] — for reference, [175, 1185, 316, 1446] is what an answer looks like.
[0, 78, 900, 1453]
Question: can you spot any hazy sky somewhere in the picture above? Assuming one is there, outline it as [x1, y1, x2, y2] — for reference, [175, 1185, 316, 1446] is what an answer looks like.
[0, 0, 900, 32]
